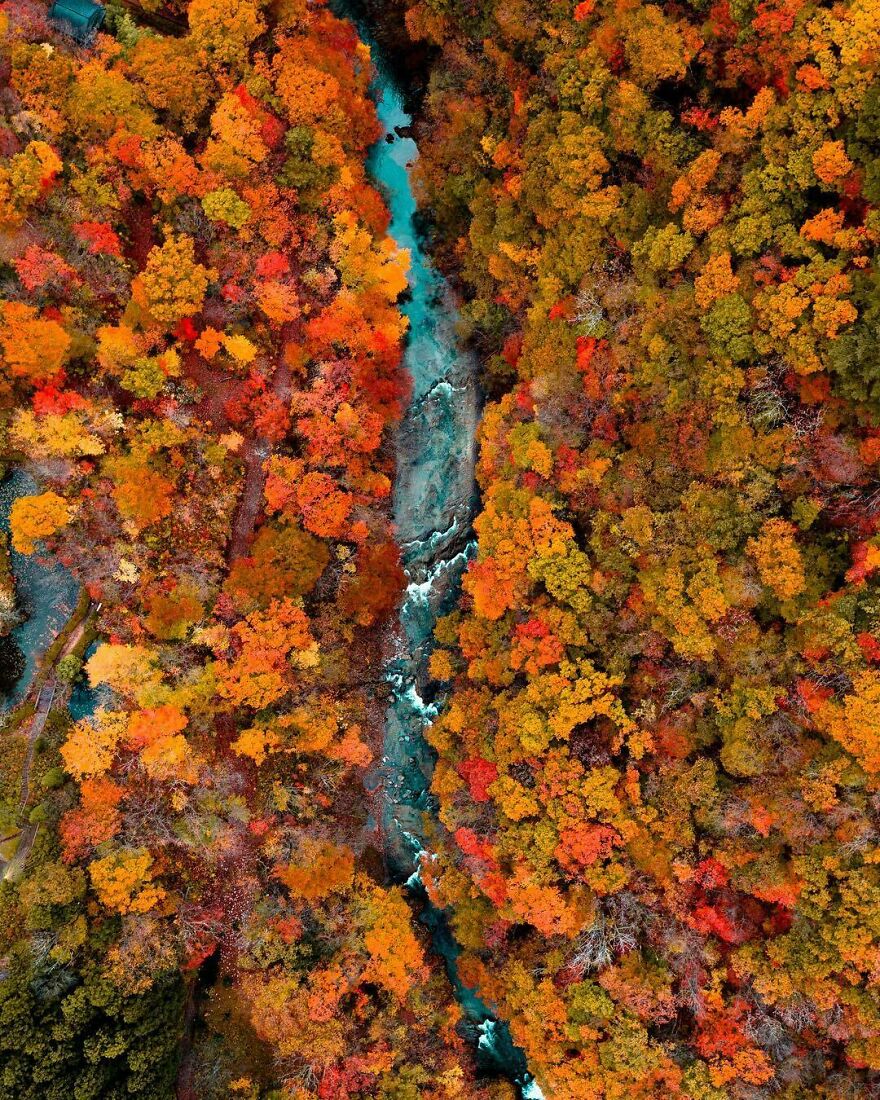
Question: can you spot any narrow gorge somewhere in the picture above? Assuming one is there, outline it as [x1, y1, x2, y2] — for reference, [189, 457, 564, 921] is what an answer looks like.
[334, 4, 540, 1094]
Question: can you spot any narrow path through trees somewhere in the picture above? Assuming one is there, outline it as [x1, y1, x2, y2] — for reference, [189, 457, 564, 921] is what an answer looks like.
[0, 604, 93, 882]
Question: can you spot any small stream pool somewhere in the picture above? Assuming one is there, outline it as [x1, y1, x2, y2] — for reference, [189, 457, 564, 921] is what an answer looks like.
[0, 469, 80, 711]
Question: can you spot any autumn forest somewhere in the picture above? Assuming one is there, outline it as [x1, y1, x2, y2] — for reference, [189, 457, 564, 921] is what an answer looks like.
[0, 0, 879, 1095]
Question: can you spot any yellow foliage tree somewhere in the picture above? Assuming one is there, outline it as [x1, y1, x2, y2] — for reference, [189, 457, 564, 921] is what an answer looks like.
[330, 211, 410, 300]
[188, 0, 266, 71]
[0, 141, 63, 227]
[232, 725, 281, 765]
[223, 333, 259, 364]
[747, 518, 806, 600]
[360, 883, 427, 1001]
[818, 671, 880, 775]
[141, 733, 199, 784]
[89, 848, 166, 914]
[10, 409, 107, 460]
[86, 644, 164, 704]
[9, 491, 72, 554]
[137, 234, 216, 325]
[61, 710, 128, 780]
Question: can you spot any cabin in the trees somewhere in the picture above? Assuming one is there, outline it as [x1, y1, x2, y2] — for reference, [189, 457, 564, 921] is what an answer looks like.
[48, 0, 105, 40]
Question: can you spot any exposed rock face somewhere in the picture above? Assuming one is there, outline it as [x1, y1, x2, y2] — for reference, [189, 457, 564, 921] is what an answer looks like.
[0, 533, 16, 637]
[341, 0, 437, 113]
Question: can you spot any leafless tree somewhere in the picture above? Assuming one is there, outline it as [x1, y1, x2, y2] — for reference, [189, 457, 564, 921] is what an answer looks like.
[572, 287, 604, 334]
[569, 891, 646, 975]
[174, 203, 217, 247]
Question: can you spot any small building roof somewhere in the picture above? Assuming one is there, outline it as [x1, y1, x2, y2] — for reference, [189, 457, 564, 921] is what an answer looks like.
[48, 0, 105, 33]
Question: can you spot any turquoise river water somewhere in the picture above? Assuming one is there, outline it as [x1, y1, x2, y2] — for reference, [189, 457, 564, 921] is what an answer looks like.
[334, 4, 543, 1094]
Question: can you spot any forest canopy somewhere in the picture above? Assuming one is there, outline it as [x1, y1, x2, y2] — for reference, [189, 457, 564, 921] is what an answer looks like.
[392, 0, 880, 1094]
[2, 0, 880, 1096]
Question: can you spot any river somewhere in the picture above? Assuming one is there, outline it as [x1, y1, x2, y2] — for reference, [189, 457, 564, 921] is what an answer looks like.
[333, 4, 542, 1094]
